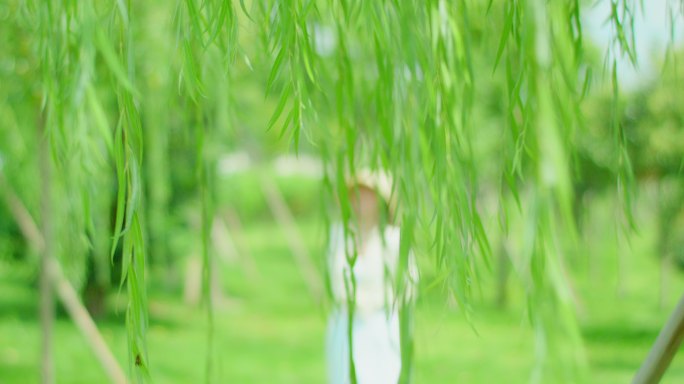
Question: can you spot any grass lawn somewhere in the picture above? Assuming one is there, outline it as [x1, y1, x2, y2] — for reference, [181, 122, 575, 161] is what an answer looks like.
[2, 212, 684, 383]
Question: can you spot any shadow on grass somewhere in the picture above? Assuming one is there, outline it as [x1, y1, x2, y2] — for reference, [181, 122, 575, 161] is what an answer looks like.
[0, 281, 189, 331]
[582, 324, 659, 345]
[0, 362, 38, 383]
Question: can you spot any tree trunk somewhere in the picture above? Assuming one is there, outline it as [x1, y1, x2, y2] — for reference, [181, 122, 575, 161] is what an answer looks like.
[260, 176, 323, 301]
[39, 114, 55, 384]
[633, 291, 684, 384]
[1, 177, 127, 384]
[495, 240, 510, 309]
[659, 255, 669, 311]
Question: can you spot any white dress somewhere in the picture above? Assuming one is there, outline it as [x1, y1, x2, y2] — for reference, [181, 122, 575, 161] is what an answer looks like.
[326, 223, 418, 384]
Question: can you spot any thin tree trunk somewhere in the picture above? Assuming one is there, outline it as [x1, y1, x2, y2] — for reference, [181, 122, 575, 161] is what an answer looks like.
[213, 215, 260, 280]
[48, 258, 128, 384]
[1, 179, 127, 384]
[183, 254, 228, 308]
[659, 255, 669, 310]
[143, 100, 171, 267]
[633, 291, 684, 384]
[39, 116, 54, 384]
[616, 221, 626, 297]
[260, 176, 323, 301]
[495, 240, 510, 309]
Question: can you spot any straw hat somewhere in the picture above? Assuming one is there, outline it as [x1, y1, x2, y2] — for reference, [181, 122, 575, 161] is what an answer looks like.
[345, 168, 397, 220]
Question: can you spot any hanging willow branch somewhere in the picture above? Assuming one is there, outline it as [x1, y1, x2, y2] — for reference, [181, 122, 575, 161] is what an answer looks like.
[261, 0, 646, 380]
[5, 0, 683, 382]
[107, 2, 151, 380]
[176, 0, 238, 381]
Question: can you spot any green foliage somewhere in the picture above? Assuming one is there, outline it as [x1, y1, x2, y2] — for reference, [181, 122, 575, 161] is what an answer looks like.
[581, 48, 684, 269]
[3, 0, 684, 382]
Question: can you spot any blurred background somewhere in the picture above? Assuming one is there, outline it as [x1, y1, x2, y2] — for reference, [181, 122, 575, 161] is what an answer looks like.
[2, 0, 684, 383]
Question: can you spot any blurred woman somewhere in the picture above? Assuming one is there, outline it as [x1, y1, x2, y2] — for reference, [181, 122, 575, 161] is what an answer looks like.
[326, 170, 418, 384]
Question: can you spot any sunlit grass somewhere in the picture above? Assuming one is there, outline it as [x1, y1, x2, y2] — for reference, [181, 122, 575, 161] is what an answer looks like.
[3, 200, 684, 383]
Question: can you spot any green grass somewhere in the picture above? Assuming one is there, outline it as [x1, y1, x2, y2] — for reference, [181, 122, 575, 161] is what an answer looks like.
[2, 211, 684, 383]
